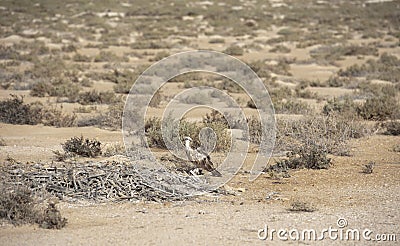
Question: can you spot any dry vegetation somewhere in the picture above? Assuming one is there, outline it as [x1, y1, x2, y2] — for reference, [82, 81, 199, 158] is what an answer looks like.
[0, 0, 399, 243]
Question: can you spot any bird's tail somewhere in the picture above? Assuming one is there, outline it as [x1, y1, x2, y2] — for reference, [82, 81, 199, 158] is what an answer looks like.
[211, 169, 222, 177]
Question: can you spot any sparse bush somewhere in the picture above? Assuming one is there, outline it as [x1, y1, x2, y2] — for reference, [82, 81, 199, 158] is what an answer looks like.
[277, 144, 331, 170]
[94, 51, 128, 63]
[357, 95, 399, 120]
[38, 201, 67, 229]
[310, 44, 378, 65]
[224, 45, 244, 56]
[362, 161, 375, 174]
[0, 186, 39, 225]
[78, 90, 118, 105]
[30, 77, 81, 101]
[41, 106, 76, 127]
[62, 136, 102, 157]
[149, 51, 170, 62]
[102, 142, 126, 157]
[383, 121, 400, 136]
[0, 95, 76, 127]
[145, 117, 230, 152]
[274, 100, 311, 115]
[288, 200, 316, 212]
[72, 53, 91, 62]
[323, 97, 359, 118]
[216, 78, 244, 93]
[246, 116, 262, 144]
[269, 45, 291, 53]
[338, 53, 400, 83]
[111, 69, 139, 94]
[276, 114, 369, 156]
[208, 38, 225, 44]
[326, 76, 350, 87]
[0, 95, 42, 125]
[100, 101, 124, 130]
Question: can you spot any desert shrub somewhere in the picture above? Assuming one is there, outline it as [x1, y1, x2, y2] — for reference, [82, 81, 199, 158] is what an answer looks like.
[326, 76, 351, 87]
[31, 77, 81, 101]
[37, 201, 67, 229]
[61, 44, 77, 53]
[288, 200, 316, 212]
[357, 95, 399, 120]
[0, 95, 42, 125]
[274, 100, 312, 115]
[248, 60, 271, 78]
[100, 101, 124, 130]
[338, 53, 400, 83]
[180, 91, 212, 104]
[0, 186, 39, 225]
[72, 53, 91, 62]
[277, 144, 331, 170]
[383, 121, 400, 136]
[102, 142, 125, 157]
[41, 107, 76, 127]
[0, 95, 76, 127]
[202, 110, 228, 126]
[224, 45, 244, 56]
[30, 56, 66, 79]
[208, 38, 225, 44]
[216, 78, 244, 93]
[266, 59, 293, 76]
[145, 117, 230, 152]
[323, 97, 359, 118]
[357, 82, 398, 98]
[149, 51, 170, 62]
[130, 40, 172, 49]
[246, 116, 262, 144]
[77, 90, 117, 105]
[362, 161, 375, 174]
[310, 44, 378, 64]
[269, 45, 291, 53]
[393, 144, 400, 152]
[149, 90, 163, 108]
[62, 136, 101, 157]
[276, 114, 369, 156]
[295, 88, 319, 99]
[111, 69, 140, 94]
[94, 51, 128, 63]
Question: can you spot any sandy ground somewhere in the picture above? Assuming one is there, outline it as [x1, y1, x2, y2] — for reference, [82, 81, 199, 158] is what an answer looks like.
[0, 1, 399, 244]
[0, 128, 399, 245]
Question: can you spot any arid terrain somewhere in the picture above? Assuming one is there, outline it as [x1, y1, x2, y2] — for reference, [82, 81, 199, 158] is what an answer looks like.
[0, 0, 399, 245]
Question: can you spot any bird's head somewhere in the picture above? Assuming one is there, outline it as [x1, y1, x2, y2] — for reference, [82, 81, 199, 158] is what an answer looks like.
[183, 136, 193, 142]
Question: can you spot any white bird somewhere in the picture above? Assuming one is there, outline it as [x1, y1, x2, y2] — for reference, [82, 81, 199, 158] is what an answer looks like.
[183, 136, 222, 177]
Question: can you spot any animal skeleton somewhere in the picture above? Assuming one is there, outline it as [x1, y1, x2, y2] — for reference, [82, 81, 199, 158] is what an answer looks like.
[183, 136, 222, 177]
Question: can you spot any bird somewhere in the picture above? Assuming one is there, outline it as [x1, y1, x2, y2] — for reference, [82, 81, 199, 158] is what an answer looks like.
[183, 136, 222, 177]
